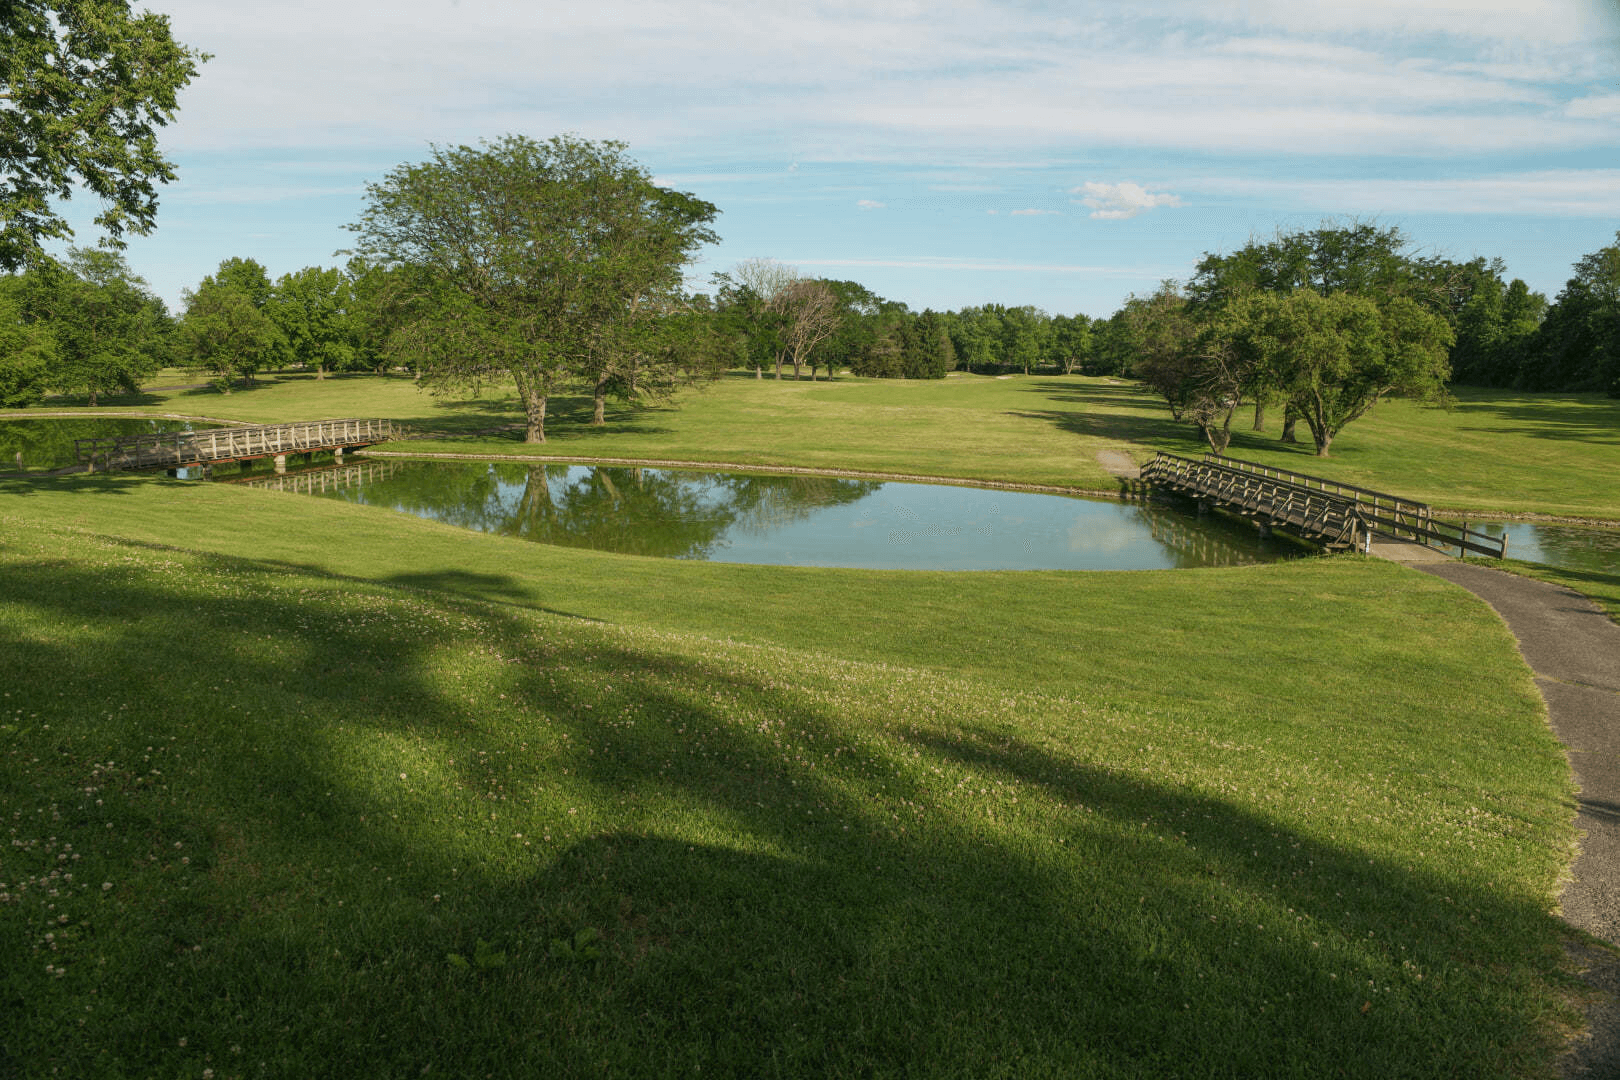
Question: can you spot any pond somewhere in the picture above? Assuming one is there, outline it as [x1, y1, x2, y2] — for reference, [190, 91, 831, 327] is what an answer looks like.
[1452, 520, 1620, 576]
[0, 417, 221, 471]
[232, 459, 1310, 570]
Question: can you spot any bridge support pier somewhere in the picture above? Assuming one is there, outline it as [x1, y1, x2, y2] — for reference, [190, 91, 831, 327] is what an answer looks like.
[274, 454, 287, 474]
[1255, 521, 1272, 538]
[334, 447, 345, 462]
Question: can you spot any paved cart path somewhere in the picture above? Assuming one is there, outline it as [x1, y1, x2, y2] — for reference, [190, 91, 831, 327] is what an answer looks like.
[1413, 561, 1620, 1078]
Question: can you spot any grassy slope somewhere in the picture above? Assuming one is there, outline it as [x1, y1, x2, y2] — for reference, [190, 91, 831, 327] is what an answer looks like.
[0, 476, 1581, 1077]
[16, 368, 1613, 518]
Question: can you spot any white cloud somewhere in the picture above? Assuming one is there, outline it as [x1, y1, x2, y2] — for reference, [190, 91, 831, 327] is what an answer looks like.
[857, 199, 887, 210]
[1010, 209, 1061, 216]
[1567, 94, 1620, 120]
[1071, 182, 1182, 220]
[1183, 169, 1620, 217]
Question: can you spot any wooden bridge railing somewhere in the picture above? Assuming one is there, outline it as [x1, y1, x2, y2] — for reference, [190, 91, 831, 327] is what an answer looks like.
[1138, 452, 1507, 558]
[74, 418, 399, 472]
[231, 458, 405, 494]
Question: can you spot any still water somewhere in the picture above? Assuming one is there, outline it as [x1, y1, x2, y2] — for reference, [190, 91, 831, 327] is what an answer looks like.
[1458, 520, 1620, 576]
[0, 417, 220, 471]
[240, 459, 1307, 571]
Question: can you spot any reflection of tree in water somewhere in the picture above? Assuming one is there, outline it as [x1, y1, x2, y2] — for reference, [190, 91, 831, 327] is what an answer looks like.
[1130, 496, 1292, 568]
[323, 463, 888, 559]
[1499, 523, 1620, 575]
[715, 473, 884, 538]
[0, 418, 214, 470]
[506, 466, 738, 559]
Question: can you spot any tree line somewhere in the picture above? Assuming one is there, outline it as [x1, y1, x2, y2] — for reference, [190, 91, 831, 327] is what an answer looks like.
[3, 126, 1616, 451]
[1095, 224, 1620, 456]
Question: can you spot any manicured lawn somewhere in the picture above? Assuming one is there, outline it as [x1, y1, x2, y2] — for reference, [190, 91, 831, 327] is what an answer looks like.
[3, 368, 1612, 1074]
[0, 476, 1582, 1077]
[13, 368, 1613, 519]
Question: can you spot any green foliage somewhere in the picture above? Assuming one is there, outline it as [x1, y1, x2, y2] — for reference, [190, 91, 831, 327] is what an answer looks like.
[265, 265, 357, 378]
[26, 248, 167, 403]
[0, 0, 208, 268]
[177, 276, 285, 391]
[1520, 232, 1620, 396]
[205, 256, 274, 309]
[349, 134, 719, 441]
[0, 280, 53, 406]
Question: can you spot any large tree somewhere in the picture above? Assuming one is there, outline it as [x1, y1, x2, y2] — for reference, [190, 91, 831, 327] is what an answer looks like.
[265, 265, 356, 379]
[349, 135, 718, 442]
[22, 246, 168, 404]
[1, 1, 207, 269]
[177, 277, 283, 392]
[1247, 290, 1452, 456]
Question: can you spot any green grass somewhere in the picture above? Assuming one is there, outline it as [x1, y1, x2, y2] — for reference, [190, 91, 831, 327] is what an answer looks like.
[0, 475, 1583, 1078]
[15, 367, 1614, 519]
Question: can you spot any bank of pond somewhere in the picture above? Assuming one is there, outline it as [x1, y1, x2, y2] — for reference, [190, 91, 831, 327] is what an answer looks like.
[4, 417, 1618, 575]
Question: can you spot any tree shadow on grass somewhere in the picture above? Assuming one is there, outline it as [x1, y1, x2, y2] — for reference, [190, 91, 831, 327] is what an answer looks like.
[1448, 394, 1620, 446]
[0, 536, 1581, 1078]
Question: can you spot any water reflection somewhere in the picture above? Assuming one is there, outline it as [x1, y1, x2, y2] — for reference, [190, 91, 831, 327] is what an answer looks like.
[0, 417, 219, 471]
[1460, 520, 1620, 576]
[241, 459, 1304, 570]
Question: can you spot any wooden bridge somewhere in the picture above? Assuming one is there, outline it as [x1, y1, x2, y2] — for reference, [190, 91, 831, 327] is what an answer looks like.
[74, 418, 400, 474]
[1137, 452, 1508, 558]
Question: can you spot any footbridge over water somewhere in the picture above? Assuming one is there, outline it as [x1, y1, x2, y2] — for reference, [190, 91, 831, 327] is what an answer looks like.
[74, 418, 400, 474]
[1137, 452, 1508, 559]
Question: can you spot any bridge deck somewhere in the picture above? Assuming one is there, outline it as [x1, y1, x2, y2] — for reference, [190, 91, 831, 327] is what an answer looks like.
[75, 418, 399, 472]
[1138, 452, 1506, 559]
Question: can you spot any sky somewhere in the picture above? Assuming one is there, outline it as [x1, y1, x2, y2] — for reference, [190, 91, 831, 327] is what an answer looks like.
[50, 0, 1620, 318]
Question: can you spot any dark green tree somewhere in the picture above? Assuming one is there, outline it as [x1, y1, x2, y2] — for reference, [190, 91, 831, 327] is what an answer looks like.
[0, 1, 207, 269]
[0, 276, 54, 406]
[177, 278, 284, 392]
[265, 266, 357, 379]
[25, 247, 167, 403]
[1521, 233, 1620, 395]
[349, 135, 718, 441]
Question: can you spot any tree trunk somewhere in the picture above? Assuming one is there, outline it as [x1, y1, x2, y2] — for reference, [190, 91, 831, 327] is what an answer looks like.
[317, 365, 327, 381]
[1280, 408, 1299, 443]
[522, 391, 547, 442]
[1252, 399, 1264, 430]
[591, 373, 609, 425]
[754, 363, 762, 379]
[88, 389, 97, 407]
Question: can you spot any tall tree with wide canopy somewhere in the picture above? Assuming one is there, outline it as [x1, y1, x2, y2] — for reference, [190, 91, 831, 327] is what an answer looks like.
[1, 1, 207, 270]
[349, 135, 718, 442]
[265, 265, 356, 379]
[1247, 290, 1452, 456]
[8, 246, 167, 403]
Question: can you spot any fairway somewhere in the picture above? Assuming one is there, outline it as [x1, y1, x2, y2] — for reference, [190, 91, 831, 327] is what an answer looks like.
[23, 369, 1619, 520]
[0, 371, 1609, 1077]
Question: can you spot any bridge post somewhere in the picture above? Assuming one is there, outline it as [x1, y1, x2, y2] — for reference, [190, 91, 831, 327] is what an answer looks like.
[334, 447, 345, 463]
[274, 454, 287, 474]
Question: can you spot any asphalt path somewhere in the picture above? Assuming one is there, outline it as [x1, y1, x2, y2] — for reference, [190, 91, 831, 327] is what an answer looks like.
[1412, 561, 1620, 1078]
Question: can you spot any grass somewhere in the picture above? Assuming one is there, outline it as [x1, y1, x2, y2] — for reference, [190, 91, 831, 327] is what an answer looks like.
[0, 474, 1585, 1078]
[14, 367, 1615, 519]
[2, 369, 1612, 1075]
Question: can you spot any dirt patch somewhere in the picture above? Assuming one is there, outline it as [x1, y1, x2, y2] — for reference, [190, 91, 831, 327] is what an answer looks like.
[1095, 450, 1140, 478]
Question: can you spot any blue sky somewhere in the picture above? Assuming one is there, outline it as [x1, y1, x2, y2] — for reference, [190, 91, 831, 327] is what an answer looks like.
[53, 0, 1620, 318]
